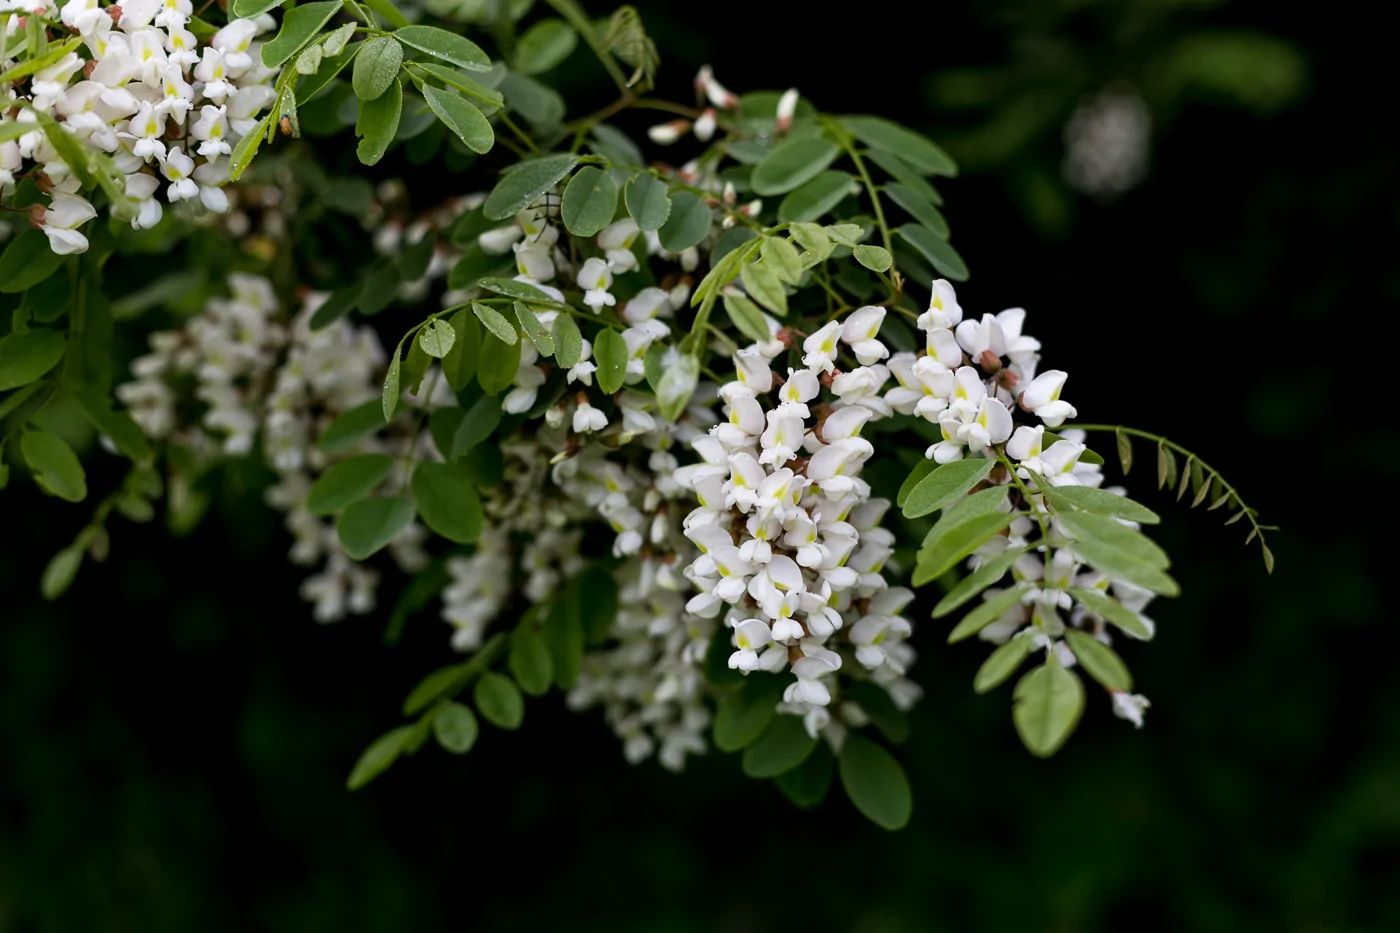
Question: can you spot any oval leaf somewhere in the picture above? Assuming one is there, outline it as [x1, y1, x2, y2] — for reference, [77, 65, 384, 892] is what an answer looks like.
[307, 454, 395, 515]
[624, 173, 672, 231]
[473, 671, 524, 730]
[561, 166, 619, 237]
[752, 137, 840, 195]
[336, 496, 415, 560]
[410, 460, 483, 544]
[838, 733, 912, 830]
[658, 192, 712, 252]
[1012, 660, 1084, 757]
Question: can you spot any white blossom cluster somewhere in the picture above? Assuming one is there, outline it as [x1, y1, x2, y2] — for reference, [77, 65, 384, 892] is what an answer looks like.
[675, 305, 923, 739]
[117, 274, 434, 621]
[0, 2, 281, 254]
[886, 279, 1154, 725]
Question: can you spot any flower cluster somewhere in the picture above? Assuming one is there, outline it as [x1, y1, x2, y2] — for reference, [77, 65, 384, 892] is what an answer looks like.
[117, 274, 434, 621]
[0, 2, 281, 254]
[677, 306, 922, 738]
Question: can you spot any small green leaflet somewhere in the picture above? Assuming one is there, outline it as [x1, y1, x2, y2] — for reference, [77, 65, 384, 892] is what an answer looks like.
[1058, 511, 1178, 596]
[450, 394, 502, 457]
[885, 182, 949, 238]
[777, 170, 856, 222]
[0, 230, 65, 295]
[853, 244, 892, 273]
[20, 429, 86, 502]
[897, 224, 969, 281]
[593, 328, 628, 394]
[657, 192, 711, 251]
[561, 166, 619, 236]
[476, 333, 521, 395]
[751, 137, 841, 195]
[741, 716, 817, 778]
[914, 511, 1013, 586]
[623, 173, 672, 231]
[471, 301, 518, 344]
[262, 1, 343, 68]
[417, 317, 456, 358]
[739, 260, 787, 316]
[474, 671, 524, 729]
[841, 115, 957, 176]
[838, 734, 912, 830]
[513, 18, 577, 74]
[307, 454, 395, 515]
[0, 329, 65, 391]
[421, 84, 493, 154]
[932, 546, 1026, 618]
[508, 626, 554, 696]
[1064, 630, 1133, 692]
[1012, 659, 1084, 758]
[552, 314, 583, 368]
[320, 401, 384, 453]
[712, 675, 784, 752]
[346, 724, 414, 789]
[352, 36, 403, 100]
[432, 703, 479, 754]
[722, 292, 771, 345]
[947, 582, 1029, 643]
[901, 458, 994, 519]
[1037, 481, 1161, 525]
[394, 25, 490, 71]
[513, 301, 554, 356]
[973, 636, 1034, 694]
[482, 153, 577, 220]
[336, 496, 415, 559]
[411, 460, 483, 543]
[1069, 587, 1153, 640]
[355, 76, 402, 166]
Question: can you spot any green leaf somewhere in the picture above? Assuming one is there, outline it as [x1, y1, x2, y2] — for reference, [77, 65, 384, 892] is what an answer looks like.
[759, 236, 803, 284]
[657, 192, 712, 252]
[476, 277, 558, 305]
[417, 317, 456, 358]
[740, 261, 787, 316]
[510, 301, 554, 356]
[624, 173, 672, 231]
[947, 582, 1029, 643]
[352, 36, 403, 100]
[441, 311, 481, 390]
[470, 301, 518, 344]
[499, 71, 565, 129]
[1012, 659, 1085, 757]
[0, 230, 65, 295]
[722, 292, 771, 345]
[336, 496, 415, 560]
[309, 283, 363, 330]
[842, 115, 956, 176]
[20, 430, 86, 502]
[355, 76, 402, 166]
[0, 329, 65, 391]
[405, 62, 502, 111]
[394, 25, 490, 71]
[789, 222, 833, 264]
[775, 745, 836, 809]
[853, 244, 892, 273]
[307, 454, 395, 515]
[346, 724, 414, 789]
[933, 546, 1026, 618]
[1116, 430, 1133, 475]
[262, 1, 343, 68]
[713, 675, 784, 752]
[552, 313, 583, 369]
[866, 149, 943, 204]
[77, 392, 152, 464]
[885, 183, 949, 238]
[432, 702, 479, 753]
[421, 84, 493, 153]
[838, 733, 912, 830]
[914, 511, 1013, 586]
[509, 626, 554, 696]
[1037, 482, 1161, 525]
[741, 715, 817, 778]
[897, 225, 969, 281]
[974, 636, 1034, 694]
[576, 566, 618, 644]
[1064, 630, 1133, 692]
[41, 544, 84, 600]
[473, 671, 524, 730]
[382, 343, 404, 422]
[319, 401, 384, 453]
[228, 115, 269, 181]
[752, 137, 841, 195]
[231, 0, 287, 18]
[1057, 511, 1178, 596]
[514, 18, 577, 74]
[561, 166, 619, 236]
[1070, 587, 1153, 640]
[449, 394, 501, 457]
[896, 459, 936, 509]
[544, 588, 583, 689]
[476, 332, 521, 395]
[594, 328, 628, 394]
[410, 460, 483, 543]
[901, 458, 994, 519]
[483, 153, 577, 220]
[777, 170, 857, 222]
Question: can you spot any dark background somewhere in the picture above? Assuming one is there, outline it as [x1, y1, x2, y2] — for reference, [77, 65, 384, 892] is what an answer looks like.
[2, 1, 1394, 930]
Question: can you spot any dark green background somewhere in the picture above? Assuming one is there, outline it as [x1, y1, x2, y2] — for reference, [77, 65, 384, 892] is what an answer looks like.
[2, 1, 1393, 930]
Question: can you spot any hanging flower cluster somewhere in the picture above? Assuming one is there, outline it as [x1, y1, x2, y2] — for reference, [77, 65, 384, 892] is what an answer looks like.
[4, 0, 1273, 829]
[1, 2, 281, 254]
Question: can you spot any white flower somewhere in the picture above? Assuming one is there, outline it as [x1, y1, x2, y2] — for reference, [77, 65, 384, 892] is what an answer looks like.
[647, 119, 689, 145]
[728, 618, 773, 671]
[1020, 370, 1077, 427]
[578, 257, 615, 310]
[840, 305, 889, 365]
[573, 400, 608, 433]
[160, 146, 198, 201]
[776, 88, 799, 132]
[190, 106, 230, 162]
[802, 320, 842, 372]
[918, 278, 963, 331]
[694, 65, 737, 109]
[1112, 691, 1150, 728]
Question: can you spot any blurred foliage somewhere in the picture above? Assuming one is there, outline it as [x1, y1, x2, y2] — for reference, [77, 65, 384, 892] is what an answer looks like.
[1, 1, 1394, 930]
